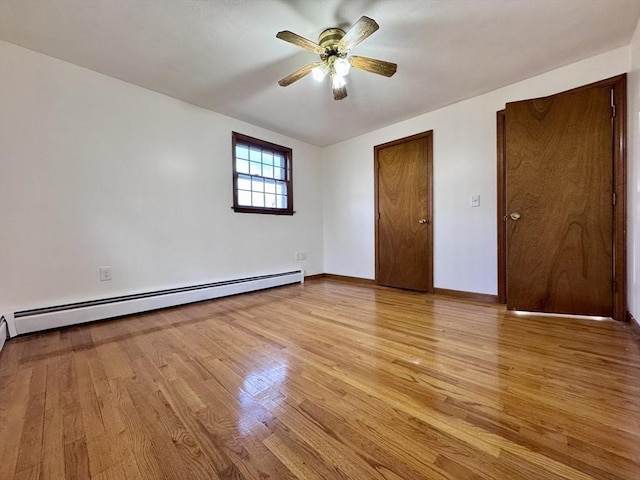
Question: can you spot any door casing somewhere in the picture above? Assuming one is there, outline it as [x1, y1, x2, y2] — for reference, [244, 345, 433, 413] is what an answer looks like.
[496, 74, 627, 320]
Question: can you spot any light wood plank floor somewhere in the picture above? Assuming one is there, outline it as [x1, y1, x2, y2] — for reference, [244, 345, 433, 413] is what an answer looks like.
[1, 279, 639, 479]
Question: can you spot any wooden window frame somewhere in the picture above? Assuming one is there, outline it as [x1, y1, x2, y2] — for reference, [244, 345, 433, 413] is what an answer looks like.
[232, 132, 294, 215]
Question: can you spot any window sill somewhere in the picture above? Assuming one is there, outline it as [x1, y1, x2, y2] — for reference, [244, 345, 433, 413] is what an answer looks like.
[232, 206, 295, 216]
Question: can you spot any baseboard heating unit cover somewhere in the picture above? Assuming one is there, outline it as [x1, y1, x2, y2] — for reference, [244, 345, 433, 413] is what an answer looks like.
[12, 270, 303, 336]
[0, 318, 8, 354]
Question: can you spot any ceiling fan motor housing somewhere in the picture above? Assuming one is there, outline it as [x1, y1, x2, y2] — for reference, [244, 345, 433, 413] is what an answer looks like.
[319, 28, 346, 59]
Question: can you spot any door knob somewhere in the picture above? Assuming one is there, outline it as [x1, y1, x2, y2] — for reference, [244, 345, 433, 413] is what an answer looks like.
[510, 212, 521, 221]
[418, 218, 428, 224]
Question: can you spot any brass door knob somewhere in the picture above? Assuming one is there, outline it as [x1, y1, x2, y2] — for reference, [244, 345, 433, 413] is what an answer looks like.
[510, 212, 521, 221]
[418, 218, 428, 224]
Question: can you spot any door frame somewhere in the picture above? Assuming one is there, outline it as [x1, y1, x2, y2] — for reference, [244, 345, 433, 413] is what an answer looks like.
[374, 131, 434, 292]
[496, 74, 627, 320]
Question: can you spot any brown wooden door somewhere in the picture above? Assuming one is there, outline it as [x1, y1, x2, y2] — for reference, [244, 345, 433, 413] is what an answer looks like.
[505, 86, 613, 316]
[375, 132, 433, 291]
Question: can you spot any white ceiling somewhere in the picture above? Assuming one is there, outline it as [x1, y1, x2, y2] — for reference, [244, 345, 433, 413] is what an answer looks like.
[1, 0, 639, 147]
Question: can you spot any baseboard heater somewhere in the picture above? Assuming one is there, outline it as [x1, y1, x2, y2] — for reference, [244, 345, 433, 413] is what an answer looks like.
[10, 269, 303, 336]
[0, 318, 8, 354]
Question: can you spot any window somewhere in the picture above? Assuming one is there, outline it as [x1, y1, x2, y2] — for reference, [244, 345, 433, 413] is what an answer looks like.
[232, 132, 294, 215]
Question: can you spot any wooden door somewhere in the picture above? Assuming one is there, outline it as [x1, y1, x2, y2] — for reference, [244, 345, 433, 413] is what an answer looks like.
[505, 86, 614, 316]
[375, 132, 433, 291]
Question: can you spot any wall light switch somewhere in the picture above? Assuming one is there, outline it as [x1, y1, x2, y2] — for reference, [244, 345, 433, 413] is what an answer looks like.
[470, 195, 480, 207]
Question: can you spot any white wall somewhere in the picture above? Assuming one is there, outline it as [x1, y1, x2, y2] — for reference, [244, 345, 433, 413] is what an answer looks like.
[1, 38, 636, 320]
[0, 41, 324, 314]
[322, 47, 630, 295]
[629, 18, 640, 326]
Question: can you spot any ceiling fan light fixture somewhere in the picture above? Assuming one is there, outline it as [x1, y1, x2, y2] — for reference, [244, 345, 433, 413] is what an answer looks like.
[332, 74, 347, 89]
[334, 57, 351, 77]
[276, 16, 397, 100]
[312, 64, 328, 82]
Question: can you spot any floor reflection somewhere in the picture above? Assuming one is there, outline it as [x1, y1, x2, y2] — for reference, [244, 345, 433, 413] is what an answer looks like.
[237, 360, 288, 436]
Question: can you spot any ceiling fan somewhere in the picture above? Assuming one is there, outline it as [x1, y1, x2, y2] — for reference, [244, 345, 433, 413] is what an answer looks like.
[276, 16, 397, 100]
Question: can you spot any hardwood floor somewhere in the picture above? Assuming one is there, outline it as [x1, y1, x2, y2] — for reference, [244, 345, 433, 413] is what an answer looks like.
[1, 279, 639, 479]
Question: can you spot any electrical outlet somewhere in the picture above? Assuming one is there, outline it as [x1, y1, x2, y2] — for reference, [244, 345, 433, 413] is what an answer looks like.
[470, 195, 480, 207]
[300, 252, 307, 260]
[294, 252, 300, 261]
[99, 266, 112, 281]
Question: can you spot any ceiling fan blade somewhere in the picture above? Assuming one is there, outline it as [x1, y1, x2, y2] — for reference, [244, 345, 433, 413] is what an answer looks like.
[276, 31, 324, 54]
[278, 62, 322, 87]
[350, 56, 397, 77]
[333, 84, 347, 101]
[338, 16, 379, 52]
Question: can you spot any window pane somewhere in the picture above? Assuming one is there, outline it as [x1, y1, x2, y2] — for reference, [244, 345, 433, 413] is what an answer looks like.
[264, 179, 276, 194]
[274, 167, 285, 180]
[236, 159, 249, 174]
[276, 195, 287, 209]
[250, 162, 262, 175]
[265, 193, 276, 208]
[252, 192, 264, 207]
[262, 152, 274, 165]
[274, 154, 283, 168]
[236, 144, 249, 160]
[249, 147, 261, 162]
[251, 178, 264, 192]
[238, 190, 252, 206]
[276, 181, 287, 195]
[238, 174, 251, 190]
[263, 165, 274, 179]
